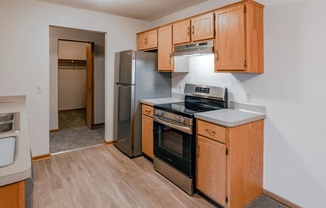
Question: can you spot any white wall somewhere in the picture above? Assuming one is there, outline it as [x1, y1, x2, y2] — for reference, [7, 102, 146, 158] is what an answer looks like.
[58, 41, 86, 60]
[152, 0, 326, 207]
[58, 70, 86, 111]
[58, 41, 86, 111]
[0, 0, 150, 156]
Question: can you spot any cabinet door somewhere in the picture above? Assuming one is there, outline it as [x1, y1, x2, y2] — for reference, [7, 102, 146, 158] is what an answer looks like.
[173, 20, 191, 45]
[196, 136, 227, 207]
[145, 29, 158, 49]
[191, 13, 215, 42]
[142, 115, 154, 159]
[0, 181, 25, 208]
[158, 25, 173, 72]
[137, 33, 146, 50]
[215, 5, 245, 72]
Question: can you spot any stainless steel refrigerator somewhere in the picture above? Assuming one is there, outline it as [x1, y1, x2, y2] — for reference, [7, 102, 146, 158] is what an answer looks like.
[113, 50, 171, 157]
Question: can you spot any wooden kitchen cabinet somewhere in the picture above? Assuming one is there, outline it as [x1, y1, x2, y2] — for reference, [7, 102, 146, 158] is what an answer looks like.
[0, 181, 25, 208]
[173, 20, 191, 45]
[197, 135, 227, 207]
[173, 13, 214, 45]
[196, 119, 264, 208]
[142, 104, 154, 159]
[214, 1, 264, 73]
[158, 25, 173, 72]
[191, 13, 215, 42]
[137, 29, 158, 51]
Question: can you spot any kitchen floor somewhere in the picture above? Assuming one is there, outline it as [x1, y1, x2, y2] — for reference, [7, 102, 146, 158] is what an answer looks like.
[33, 145, 289, 208]
[50, 109, 104, 153]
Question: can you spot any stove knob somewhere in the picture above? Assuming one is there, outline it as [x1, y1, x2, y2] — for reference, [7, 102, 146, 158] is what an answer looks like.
[158, 110, 163, 116]
[179, 117, 185, 123]
[155, 109, 159, 115]
[176, 116, 180, 121]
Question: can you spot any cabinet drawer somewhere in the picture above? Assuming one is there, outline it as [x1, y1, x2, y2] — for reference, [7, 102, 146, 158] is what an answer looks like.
[142, 104, 154, 117]
[197, 120, 226, 143]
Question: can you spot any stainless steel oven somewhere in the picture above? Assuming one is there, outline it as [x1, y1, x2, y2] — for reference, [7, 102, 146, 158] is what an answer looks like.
[154, 116, 195, 177]
[152, 84, 228, 196]
[153, 110, 195, 195]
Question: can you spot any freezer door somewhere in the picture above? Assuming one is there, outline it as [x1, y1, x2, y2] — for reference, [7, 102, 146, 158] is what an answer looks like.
[114, 83, 135, 156]
[115, 50, 135, 85]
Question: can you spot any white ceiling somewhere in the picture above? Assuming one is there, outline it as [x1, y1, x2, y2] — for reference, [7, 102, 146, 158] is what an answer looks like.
[38, 0, 209, 21]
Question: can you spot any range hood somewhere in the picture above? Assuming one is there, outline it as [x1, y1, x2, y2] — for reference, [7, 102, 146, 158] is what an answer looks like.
[172, 40, 214, 73]
[172, 40, 214, 56]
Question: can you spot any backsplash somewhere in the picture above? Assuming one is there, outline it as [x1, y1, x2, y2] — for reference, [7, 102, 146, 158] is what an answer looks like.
[172, 55, 260, 104]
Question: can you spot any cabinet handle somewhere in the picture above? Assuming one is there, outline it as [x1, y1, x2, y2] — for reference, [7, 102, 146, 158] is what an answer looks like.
[145, 37, 148, 45]
[145, 110, 151, 114]
[187, 27, 190, 35]
[205, 129, 216, 136]
[192, 26, 194, 35]
[197, 145, 200, 157]
[216, 51, 219, 62]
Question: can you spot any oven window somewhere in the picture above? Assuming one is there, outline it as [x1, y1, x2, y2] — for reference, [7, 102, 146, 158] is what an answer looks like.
[154, 121, 195, 178]
[160, 126, 183, 158]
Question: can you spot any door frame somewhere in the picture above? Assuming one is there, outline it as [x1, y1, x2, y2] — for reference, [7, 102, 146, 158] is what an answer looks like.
[86, 42, 95, 129]
[57, 39, 95, 129]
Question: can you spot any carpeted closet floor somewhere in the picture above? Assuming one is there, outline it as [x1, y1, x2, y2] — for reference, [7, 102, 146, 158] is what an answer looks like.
[50, 109, 104, 153]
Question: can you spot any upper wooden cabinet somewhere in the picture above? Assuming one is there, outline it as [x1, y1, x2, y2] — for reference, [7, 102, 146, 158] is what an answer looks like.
[191, 13, 215, 42]
[158, 25, 173, 72]
[137, 29, 158, 51]
[173, 13, 214, 45]
[214, 1, 264, 73]
[173, 20, 191, 45]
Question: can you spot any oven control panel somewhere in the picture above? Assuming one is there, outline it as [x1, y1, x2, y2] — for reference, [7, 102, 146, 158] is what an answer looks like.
[154, 109, 193, 126]
[195, 87, 210, 94]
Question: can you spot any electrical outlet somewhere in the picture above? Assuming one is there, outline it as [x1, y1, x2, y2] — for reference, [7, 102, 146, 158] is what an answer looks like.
[37, 84, 43, 93]
[246, 92, 252, 102]
[178, 85, 183, 93]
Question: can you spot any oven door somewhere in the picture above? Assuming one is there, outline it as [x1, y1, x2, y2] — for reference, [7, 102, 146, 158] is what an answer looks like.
[153, 117, 195, 178]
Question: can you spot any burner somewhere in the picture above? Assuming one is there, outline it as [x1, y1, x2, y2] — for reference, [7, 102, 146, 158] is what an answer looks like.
[154, 94, 227, 118]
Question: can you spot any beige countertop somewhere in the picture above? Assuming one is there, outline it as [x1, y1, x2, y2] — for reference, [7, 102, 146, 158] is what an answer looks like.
[195, 101, 266, 127]
[141, 97, 183, 106]
[0, 96, 32, 187]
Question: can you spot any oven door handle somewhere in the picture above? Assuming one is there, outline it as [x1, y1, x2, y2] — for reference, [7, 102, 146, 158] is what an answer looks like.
[154, 117, 193, 135]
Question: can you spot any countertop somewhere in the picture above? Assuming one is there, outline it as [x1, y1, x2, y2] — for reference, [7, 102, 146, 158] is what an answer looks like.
[195, 102, 266, 127]
[141, 97, 266, 127]
[0, 96, 32, 186]
[141, 97, 183, 106]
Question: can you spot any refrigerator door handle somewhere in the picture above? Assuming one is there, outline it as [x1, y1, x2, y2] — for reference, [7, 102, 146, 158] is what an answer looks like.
[115, 83, 132, 87]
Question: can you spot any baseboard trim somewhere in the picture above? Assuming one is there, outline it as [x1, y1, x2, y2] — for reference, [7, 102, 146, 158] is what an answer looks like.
[93, 123, 105, 129]
[263, 189, 302, 208]
[58, 108, 86, 112]
[49, 129, 59, 133]
[33, 154, 52, 162]
[105, 140, 116, 146]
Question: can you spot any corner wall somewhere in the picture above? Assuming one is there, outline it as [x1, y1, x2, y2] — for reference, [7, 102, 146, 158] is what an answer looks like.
[0, 0, 150, 156]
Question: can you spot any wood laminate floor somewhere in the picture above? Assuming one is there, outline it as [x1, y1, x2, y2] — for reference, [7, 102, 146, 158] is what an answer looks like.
[33, 145, 215, 208]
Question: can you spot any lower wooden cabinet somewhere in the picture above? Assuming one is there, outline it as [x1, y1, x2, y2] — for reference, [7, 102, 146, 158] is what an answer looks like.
[0, 181, 25, 208]
[141, 104, 154, 159]
[196, 119, 264, 208]
[196, 135, 227, 207]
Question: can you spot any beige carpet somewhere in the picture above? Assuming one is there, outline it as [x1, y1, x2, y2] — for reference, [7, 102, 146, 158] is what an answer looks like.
[50, 109, 104, 153]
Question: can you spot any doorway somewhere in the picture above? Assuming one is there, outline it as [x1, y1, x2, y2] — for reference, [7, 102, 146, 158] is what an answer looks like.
[50, 38, 104, 153]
